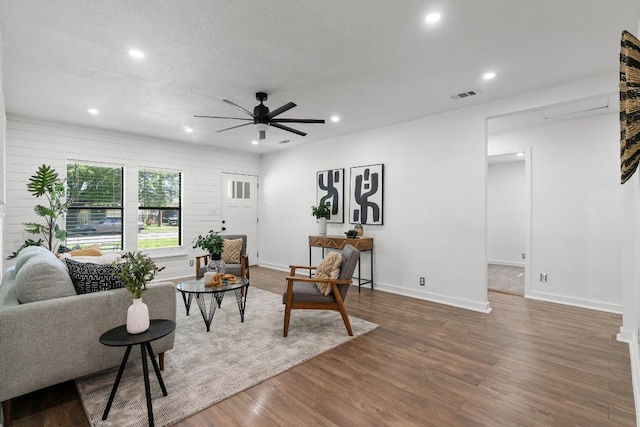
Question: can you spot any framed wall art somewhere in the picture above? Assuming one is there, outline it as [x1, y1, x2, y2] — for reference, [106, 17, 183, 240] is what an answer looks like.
[349, 164, 383, 225]
[316, 168, 344, 223]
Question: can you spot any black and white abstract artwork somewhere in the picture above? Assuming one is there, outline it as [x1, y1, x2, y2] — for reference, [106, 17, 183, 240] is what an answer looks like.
[349, 164, 383, 225]
[316, 169, 344, 223]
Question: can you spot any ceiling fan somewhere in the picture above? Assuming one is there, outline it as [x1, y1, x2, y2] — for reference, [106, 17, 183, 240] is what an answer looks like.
[195, 92, 325, 140]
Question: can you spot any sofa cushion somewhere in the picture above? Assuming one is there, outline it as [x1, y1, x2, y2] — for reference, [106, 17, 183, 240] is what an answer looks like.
[64, 258, 126, 294]
[69, 244, 102, 256]
[315, 252, 342, 296]
[222, 238, 243, 264]
[15, 245, 54, 273]
[15, 254, 77, 303]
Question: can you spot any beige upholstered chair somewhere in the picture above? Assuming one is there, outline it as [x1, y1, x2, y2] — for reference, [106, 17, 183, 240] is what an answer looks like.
[195, 234, 249, 280]
[283, 244, 360, 337]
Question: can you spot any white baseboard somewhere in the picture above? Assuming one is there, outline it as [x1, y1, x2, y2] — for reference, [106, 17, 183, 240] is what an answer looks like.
[255, 265, 492, 313]
[377, 282, 492, 313]
[488, 259, 525, 268]
[526, 290, 622, 314]
[617, 328, 640, 427]
[257, 261, 289, 272]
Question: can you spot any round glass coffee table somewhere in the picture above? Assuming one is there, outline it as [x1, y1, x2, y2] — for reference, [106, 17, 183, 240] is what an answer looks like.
[176, 278, 249, 332]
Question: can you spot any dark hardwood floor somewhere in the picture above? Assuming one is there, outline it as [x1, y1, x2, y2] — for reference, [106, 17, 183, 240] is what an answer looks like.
[8, 267, 635, 426]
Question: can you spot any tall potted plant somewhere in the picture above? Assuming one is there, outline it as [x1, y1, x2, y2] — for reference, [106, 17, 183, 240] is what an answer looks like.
[114, 251, 164, 334]
[311, 202, 331, 236]
[192, 230, 226, 273]
[8, 164, 70, 259]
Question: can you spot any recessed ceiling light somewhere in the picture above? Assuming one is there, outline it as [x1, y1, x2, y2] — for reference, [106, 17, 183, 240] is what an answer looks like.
[184, 127, 194, 133]
[88, 108, 99, 115]
[483, 72, 496, 80]
[128, 49, 145, 59]
[425, 12, 441, 23]
[331, 115, 340, 123]
[251, 140, 259, 145]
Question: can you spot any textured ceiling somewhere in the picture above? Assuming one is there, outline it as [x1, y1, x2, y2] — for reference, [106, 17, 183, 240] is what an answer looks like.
[1, 1, 639, 154]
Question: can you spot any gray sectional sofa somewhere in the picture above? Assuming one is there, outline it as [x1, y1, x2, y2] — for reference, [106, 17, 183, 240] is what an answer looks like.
[0, 246, 177, 427]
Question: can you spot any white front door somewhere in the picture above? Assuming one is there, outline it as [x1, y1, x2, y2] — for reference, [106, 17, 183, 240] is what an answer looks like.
[221, 173, 258, 265]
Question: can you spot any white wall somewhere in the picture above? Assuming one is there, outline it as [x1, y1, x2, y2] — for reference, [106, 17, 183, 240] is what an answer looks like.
[0, 30, 5, 284]
[489, 112, 622, 312]
[259, 73, 623, 315]
[3, 74, 624, 318]
[3, 117, 260, 280]
[487, 160, 526, 266]
[261, 108, 492, 313]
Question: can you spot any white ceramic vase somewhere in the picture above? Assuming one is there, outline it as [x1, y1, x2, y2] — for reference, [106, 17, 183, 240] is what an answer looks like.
[318, 217, 327, 235]
[126, 298, 150, 334]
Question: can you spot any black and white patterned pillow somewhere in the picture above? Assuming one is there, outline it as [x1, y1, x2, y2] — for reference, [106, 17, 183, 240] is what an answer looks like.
[64, 258, 125, 294]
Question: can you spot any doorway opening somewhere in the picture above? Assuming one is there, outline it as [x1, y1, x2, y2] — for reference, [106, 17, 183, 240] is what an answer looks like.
[487, 149, 531, 297]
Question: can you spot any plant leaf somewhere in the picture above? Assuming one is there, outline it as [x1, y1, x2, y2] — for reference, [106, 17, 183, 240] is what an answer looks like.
[27, 164, 59, 197]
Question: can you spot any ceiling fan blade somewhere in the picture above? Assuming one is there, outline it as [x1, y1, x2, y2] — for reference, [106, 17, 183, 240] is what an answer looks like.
[270, 122, 307, 137]
[270, 118, 325, 124]
[194, 115, 252, 121]
[266, 102, 297, 119]
[216, 122, 252, 133]
[223, 99, 256, 118]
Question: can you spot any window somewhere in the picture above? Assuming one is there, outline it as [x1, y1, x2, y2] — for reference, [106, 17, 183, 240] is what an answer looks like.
[229, 180, 251, 199]
[66, 163, 124, 251]
[138, 168, 182, 249]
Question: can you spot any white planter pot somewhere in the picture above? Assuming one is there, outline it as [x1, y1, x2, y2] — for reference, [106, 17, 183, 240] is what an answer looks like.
[126, 298, 150, 334]
[318, 217, 327, 235]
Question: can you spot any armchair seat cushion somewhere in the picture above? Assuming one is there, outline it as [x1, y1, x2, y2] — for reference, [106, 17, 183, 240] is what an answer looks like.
[283, 282, 335, 304]
[196, 260, 244, 279]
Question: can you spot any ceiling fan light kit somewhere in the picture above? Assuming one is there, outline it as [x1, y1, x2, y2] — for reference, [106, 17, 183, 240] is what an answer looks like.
[195, 92, 325, 140]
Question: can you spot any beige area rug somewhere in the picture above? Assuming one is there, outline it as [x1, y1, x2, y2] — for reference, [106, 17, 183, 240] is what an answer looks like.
[75, 288, 378, 426]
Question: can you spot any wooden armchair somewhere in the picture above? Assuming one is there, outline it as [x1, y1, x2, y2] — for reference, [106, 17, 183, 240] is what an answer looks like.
[195, 234, 250, 280]
[283, 244, 360, 337]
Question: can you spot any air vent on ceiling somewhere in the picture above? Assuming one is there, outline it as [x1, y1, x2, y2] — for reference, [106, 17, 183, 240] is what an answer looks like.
[450, 90, 480, 100]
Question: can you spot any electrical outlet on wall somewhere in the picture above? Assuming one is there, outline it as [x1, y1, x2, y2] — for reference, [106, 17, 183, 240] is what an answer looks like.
[540, 273, 547, 282]
[189, 260, 194, 267]
[419, 277, 425, 286]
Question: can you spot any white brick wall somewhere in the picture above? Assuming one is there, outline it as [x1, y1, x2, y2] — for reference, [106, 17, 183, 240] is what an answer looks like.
[3, 117, 260, 280]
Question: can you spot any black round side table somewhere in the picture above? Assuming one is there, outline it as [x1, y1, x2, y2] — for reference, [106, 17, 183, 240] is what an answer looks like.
[99, 319, 176, 427]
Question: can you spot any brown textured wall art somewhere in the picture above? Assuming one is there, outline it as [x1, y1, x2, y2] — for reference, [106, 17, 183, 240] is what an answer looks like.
[620, 30, 640, 184]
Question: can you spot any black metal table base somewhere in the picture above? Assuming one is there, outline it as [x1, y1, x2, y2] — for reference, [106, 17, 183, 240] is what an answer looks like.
[102, 341, 167, 427]
[190, 287, 248, 332]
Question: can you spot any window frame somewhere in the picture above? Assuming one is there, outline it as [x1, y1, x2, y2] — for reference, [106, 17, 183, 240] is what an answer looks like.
[137, 166, 183, 250]
[65, 161, 125, 251]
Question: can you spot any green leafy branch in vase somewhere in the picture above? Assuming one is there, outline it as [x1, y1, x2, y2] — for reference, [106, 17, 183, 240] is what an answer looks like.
[114, 251, 165, 299]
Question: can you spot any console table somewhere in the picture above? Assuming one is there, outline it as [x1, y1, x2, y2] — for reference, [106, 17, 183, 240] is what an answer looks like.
[308, 235, 374, 292]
